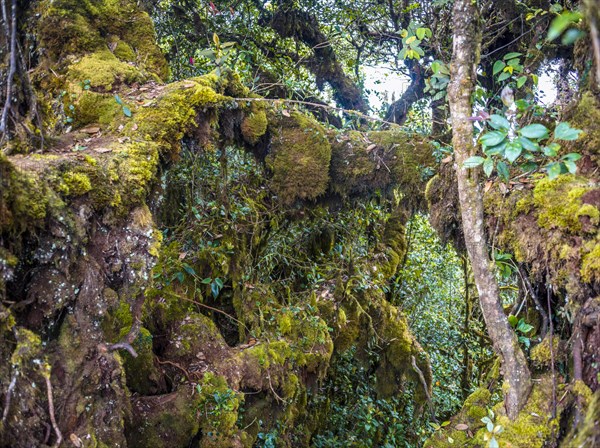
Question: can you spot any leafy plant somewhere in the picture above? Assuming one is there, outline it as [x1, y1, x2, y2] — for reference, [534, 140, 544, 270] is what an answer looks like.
[197, 33, 236, 77]
[114, 94, 132, 118]
[481, 409, 503, 448]
[399, 22, 432, 60]
[464, 114, 582, 180]
[508, 315, 535, 348]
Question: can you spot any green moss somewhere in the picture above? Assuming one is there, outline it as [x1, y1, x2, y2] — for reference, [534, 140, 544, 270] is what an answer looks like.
[68, 50, 146, 91]
[37, 0, 168, 79]
[59, 171, 92, 196]
[73, 91, 123, 127]
[134, 79, 224, 153]
[118, 327, 161, 395]
[563, 389, 600, 446]
[533, 175, 592, 232]
[581, 241, 600, 282]
[113, 40, 136, 62]
[241, 110, 268, 145]
[267, 111, 331, 204]
[492, 377, 560, 447]
[530, 335, 563, 368]
[126, 385, 202, 448]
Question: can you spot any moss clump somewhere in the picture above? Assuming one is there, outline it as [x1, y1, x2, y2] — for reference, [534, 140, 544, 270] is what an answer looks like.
[196, 372, 245, 446]
[73, 91, 123, 127]
[492, 376, 560, 447]
[423, 388, 490, 447]
[113, 40, 136, 62]
[59, 171, 92, 196]
[563, 388, 600, 446]
[241, 109, 268, 144]
[581, 241, 600, 282]
[267, 111, 331, 204]
[37, 0, 168, 80]
[530, 335, 563, 368]
[68, 50, 146, 91]
[134, 79, 224, 153]
[532, 175, 595, 232]
[119, 327, 161, 395]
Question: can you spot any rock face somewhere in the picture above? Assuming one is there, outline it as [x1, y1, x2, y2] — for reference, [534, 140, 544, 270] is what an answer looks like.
[0, 1, 434, 446]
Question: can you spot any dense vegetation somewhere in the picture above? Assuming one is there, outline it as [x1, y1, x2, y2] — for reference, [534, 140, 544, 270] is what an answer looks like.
[0, 0, 599, 447]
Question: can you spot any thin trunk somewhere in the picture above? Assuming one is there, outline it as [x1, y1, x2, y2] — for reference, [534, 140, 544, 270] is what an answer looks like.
[448, 0, 531, 420]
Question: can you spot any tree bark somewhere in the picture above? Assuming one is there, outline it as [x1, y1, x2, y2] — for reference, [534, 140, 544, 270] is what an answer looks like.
[448, 0, 531, 420]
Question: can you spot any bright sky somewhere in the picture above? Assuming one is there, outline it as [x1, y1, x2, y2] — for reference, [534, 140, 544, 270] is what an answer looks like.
[361, 64, 558, 115]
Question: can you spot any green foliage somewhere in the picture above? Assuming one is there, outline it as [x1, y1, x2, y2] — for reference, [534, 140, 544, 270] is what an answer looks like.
[464, 55, 583, 181]
[481, 409, 504, 448]
[508, 316, 535, 349]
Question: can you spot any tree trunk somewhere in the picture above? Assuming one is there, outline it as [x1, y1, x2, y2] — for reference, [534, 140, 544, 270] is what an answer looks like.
[447, 0, 531, 420]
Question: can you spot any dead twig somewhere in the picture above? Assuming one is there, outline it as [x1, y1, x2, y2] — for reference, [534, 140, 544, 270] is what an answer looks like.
[1, 372, 17, 424]
[266, 373, 285, 404]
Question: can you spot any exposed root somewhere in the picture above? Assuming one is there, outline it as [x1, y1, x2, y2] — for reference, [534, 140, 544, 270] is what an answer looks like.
[44, 371, 62, 447]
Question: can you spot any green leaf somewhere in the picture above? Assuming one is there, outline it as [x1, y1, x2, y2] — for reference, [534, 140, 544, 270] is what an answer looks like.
[483, 157, 494, 177]
[505, 141, 523, 163]
[546, 162, 562, 180]
[497, 161, 510, 181]
[508, 315, 518, 328]
[214, 277, 224, 288]
[464, 156, 485, 168]
[503, 52, 522, 60]
[114, 94, 123, 105]
[416, 28, 427, 40]
[490, 438, 499, 448]
[517, 76, 527, 88]
[563, 160, 577, 174]
[561, 152, 582, 162]
[518, 136, 539, 152]
[211, 282, 220, 298]
[497, 71, 511, 82]
[122, 106, 132, 117]
[543, 142, 560, 157]
[488, 114, 510, 131]
[481, 417, 493, 425]
[480, 131, 507, 147]
[201, 277, 213, 284]
[485, 140, 507, 156]
[493, 60, 506, 75]
[548, 12, 582, 41]
[487, 422, 494, 432]
[554, 122, 582, 141]
[562, 28, 584, 45]
[517, 322, 534, 333]
[519, 123, 549, 139]
[182, 263, 196, 276]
